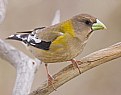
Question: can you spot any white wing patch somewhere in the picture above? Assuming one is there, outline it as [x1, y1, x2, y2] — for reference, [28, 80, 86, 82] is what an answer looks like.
[27, 34, 41, 44]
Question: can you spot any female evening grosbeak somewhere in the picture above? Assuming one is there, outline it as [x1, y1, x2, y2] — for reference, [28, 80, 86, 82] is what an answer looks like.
[7, 14, 106, 86]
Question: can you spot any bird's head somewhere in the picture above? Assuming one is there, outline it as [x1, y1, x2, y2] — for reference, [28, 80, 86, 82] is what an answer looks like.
[71, 14, 107, 40]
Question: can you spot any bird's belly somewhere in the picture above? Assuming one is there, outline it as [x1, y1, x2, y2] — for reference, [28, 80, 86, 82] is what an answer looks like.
[30, 46, 77, 63]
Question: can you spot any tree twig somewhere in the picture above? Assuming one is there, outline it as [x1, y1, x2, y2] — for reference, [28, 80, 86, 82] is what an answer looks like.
[0, 0, 7, 23]
[29, 42, 121, 95]
[0, 39, 40, 95]
[51, 10, 60, 25]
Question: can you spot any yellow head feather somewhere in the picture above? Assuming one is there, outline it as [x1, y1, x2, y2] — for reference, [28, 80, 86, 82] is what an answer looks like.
[52, 20, 75, 45]
[60, 20, 75, 37]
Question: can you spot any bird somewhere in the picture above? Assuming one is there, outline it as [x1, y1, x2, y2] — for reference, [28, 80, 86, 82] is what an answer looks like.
[7, 14, 106, 88]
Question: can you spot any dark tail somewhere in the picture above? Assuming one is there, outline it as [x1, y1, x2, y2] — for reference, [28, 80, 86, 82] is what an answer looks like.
[6, 32, 52, 50]
[6, 34, 29, 42]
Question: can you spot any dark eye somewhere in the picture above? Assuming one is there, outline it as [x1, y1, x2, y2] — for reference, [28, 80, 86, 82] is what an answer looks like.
[85, 20, 92, 25]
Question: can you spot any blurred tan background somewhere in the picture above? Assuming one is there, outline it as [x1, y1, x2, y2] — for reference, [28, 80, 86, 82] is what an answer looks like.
[0, 0, 121, 95]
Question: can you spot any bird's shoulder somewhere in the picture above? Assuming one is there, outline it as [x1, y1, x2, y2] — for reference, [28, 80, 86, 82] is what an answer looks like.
[36, 24, 64, 42]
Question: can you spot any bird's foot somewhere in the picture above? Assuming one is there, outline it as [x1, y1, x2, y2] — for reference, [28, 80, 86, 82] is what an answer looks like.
[47, 73, 56, 91]
[70, 59, 81, 74]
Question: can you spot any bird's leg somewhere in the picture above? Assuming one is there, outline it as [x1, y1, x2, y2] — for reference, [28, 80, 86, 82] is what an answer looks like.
[44, 63, 56, 90]
[70, 59, 81, 74]
[45, 63, 53, 83]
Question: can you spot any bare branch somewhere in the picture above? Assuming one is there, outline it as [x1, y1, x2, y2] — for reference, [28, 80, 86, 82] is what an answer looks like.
[51, 10, 60, 25]
[0, 0, 7, 23]
[0, 0, 41, 94]
[13, 59, 40, 95]
[29, 42, 121, 95]
[0, 40, 33, 67]
[0, 39, 40, 95]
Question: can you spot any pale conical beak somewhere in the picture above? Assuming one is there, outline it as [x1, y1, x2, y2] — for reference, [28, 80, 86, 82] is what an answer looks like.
[92, 19, 107, 31]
